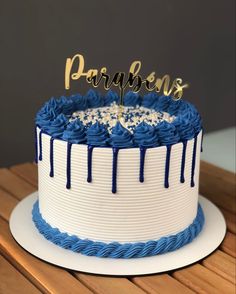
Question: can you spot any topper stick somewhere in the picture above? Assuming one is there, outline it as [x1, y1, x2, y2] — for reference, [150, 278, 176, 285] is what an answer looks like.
[118, 88, 124, 120]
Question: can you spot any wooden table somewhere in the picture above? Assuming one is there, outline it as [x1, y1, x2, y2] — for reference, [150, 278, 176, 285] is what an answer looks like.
[0, 161, 235, 293]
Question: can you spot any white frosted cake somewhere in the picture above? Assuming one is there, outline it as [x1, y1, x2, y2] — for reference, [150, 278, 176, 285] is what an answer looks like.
[33, 90, 204, 258]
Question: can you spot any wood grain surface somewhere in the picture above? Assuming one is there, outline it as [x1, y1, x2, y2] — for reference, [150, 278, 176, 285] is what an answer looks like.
[0, 160, 235, 294]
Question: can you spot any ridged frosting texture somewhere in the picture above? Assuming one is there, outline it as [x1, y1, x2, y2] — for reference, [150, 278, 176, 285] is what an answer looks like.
[32, 200, 204, 258]
[35, 90, 202, 148]
[37, 129, 201, 243]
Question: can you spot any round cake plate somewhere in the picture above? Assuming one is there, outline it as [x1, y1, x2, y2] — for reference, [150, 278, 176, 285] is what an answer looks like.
[9, 192, 226, 276]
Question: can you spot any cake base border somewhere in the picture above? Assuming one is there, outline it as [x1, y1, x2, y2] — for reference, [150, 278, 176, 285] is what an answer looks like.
[9, 192, 226, 276]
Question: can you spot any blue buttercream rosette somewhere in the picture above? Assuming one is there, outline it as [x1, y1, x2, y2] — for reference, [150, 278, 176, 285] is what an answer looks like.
[44, 113, 68, 138]
[154, 95, 171, 112]
[142, 92, 160, 109]
[86, 89, 104, 108]
[110, 122, 133, 148]
[124, 91, 142, 107]
[62, 119, 87, 144]
[134, 121, 159, 147]
[71, 94, 88, 111]
[87, 122, 110, 146]
[173, 115, 195, 141]
[104, 90, 120, 106]
[155, 121, 180, 145]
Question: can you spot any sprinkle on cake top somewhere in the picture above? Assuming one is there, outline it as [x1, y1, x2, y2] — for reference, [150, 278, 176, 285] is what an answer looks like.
[70, 103, 175, 134]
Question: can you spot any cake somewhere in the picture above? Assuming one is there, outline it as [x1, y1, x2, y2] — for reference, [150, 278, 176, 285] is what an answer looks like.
[33, 90, 204, 258]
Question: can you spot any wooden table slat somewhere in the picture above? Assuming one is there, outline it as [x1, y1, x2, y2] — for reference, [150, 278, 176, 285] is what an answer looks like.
[200, 161, 235, 195]
[220, 232, 236, 258]
[10, 162, 38, 187]
[75, 273, 146, 294]
[0, 254, 40, 294]
[202, 250, 236, 284]
[0, 188, 18, 221]
[132, 274, 195, 294]
[199, 161, 236, 214]
[0, 217, 92, 294]
[0, 168, 35, 200]
[173, 264, 235, 294]
[220, 208, 236, 235]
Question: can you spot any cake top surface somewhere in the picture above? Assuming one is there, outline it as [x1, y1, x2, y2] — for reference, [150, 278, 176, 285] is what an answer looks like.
[35, 90, 202, 148]
[70, 104, 175, 133]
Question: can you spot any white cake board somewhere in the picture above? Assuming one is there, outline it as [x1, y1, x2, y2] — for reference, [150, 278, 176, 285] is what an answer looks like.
[9, 192, 226, 276]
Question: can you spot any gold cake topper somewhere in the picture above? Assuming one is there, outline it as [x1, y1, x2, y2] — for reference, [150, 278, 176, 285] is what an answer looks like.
[65, 54, 189, 106]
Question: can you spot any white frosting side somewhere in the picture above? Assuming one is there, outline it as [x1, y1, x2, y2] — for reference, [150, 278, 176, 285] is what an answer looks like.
[37, 129, 201, 243]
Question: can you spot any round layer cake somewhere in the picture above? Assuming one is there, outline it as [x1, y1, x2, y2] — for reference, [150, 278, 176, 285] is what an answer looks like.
[33, 90, 204, 258]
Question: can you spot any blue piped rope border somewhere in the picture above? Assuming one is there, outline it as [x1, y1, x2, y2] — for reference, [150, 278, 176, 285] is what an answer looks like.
[32, 201, 205, 259]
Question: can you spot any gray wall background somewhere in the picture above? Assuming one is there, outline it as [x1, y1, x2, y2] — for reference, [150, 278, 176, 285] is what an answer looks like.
[0, 0, 235, 167]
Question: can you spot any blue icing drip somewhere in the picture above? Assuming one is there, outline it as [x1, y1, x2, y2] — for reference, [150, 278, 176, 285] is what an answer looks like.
[87, 122, 110, 146]
[87, 146, 94, 183]
[49, 138, 54, 177]
[164, 145, 172, 188]
[86, 89, 104, 108]
[173, 115, 195, 141]
[110, 122, 133, 148]
[44, 114, 68, 138]
[142, 92, 159, 109]
[112, 148, 119, 194]
[154, 95, 171, 112]
[139, 147, 146, 183]
[191, 137, 198, 187]
[34, 127, 38, 164]
[71, 94, 88, 111]
[62, 120, 86, 144]
[124, 91, 141, 107]
[134, 121, 159, 147]
[180, 141, 188, 183]
[201, 130, 204, 152]
[155, 121, 180, 146]
[38, 130, 45, 161]
[66, 142, 72, 189]
[104, 90, 119, 106]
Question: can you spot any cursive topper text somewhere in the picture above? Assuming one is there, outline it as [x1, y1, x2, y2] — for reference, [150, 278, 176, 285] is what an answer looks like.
[65, 54, 189, 104]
